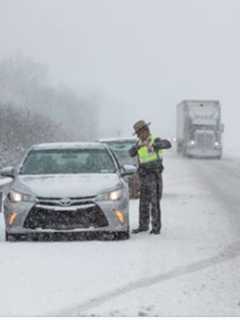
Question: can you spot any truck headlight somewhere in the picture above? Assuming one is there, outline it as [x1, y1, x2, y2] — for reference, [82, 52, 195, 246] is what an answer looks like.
[214, 142, 221, 149]
[8, 191, 35, 203]
[188, 140, 195, 146]
[96, 189, 123, 201]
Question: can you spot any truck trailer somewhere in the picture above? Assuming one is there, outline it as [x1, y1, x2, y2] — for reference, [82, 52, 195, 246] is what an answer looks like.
[176, 100, 224, 159]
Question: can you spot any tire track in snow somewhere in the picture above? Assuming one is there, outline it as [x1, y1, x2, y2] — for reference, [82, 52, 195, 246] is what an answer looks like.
[52, 240, 240, 316]
[192, 158, 240, 233]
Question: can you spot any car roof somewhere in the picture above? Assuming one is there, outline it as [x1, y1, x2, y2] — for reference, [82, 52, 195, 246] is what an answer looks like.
[31, 142, 106, 151]
[98, 137, 137, 143]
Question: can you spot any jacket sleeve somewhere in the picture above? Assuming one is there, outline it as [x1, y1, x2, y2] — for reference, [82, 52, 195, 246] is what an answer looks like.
[129, 144, 138, 157]
[153, 137, 172, 150]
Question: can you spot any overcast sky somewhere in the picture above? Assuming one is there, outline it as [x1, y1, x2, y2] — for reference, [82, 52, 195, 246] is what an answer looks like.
[0, 0, 239, 143]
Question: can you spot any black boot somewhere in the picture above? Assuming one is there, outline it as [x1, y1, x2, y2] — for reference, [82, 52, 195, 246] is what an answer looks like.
[132, 227, 148, 234]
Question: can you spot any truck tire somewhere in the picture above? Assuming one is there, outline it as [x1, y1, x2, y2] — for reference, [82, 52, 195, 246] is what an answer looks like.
[177, 142, 183, 154]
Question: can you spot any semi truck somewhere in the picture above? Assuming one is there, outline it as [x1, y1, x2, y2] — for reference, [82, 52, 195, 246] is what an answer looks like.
[176, 100, 224, 159]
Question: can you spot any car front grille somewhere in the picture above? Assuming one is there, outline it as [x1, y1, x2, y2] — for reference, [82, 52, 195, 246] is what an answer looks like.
[24, 202, 109, 230]
[36, 196, 95, 207]
[195, 131, 214, 149]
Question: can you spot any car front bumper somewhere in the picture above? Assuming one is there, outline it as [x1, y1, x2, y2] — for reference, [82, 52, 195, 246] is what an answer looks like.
[4, 198, 129, 235]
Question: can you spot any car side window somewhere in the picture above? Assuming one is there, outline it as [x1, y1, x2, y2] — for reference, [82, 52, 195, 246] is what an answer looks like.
[107, 148, 121, 172]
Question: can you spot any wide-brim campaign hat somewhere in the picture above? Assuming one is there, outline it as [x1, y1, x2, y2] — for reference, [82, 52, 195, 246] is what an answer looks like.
[133, 120, 151, 135]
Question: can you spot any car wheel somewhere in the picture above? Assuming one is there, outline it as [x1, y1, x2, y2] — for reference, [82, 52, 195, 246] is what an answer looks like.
[116, 231, 130, 240]
[6, 232, 30, 241]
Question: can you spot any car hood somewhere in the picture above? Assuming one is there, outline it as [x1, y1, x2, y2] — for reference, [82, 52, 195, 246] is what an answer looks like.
[14, 174, 122, 198]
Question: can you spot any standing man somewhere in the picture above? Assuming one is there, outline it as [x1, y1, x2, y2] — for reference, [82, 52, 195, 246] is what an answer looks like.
[129, 120, 172, 235]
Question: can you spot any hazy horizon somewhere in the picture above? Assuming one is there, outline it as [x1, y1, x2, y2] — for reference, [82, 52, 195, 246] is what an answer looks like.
[0, 0, 239, 146]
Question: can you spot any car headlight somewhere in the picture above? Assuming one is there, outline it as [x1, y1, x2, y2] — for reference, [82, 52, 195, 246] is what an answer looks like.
[8, 191, 35, 203]
[109, 189, 123, 201]
[96, 189, 123, 201]
[214, 142, 221, 148]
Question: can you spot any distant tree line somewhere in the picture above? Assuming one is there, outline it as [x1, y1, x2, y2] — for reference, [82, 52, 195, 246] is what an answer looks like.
[0, 103, 70, 167]
[0, 54, 100, 166]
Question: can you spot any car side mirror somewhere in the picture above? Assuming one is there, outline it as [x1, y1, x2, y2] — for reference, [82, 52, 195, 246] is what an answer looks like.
[0, 166, 16, 178]
[121, 164, 137, 177]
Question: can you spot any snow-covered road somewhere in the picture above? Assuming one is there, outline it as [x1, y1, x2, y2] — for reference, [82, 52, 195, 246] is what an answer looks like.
[0, 151, 240, 316]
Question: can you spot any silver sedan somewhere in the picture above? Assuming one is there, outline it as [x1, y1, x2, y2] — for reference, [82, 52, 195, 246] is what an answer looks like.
[1, 142, 136, 241]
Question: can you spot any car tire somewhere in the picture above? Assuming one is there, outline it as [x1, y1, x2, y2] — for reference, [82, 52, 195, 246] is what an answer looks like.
[116, 231, 130, 240]
[5, 232, 19, 242]
[5, 232, 29, 241]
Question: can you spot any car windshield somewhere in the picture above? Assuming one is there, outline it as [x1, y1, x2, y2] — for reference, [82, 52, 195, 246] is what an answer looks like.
[106, 141, 137, 165]
[19, 149, 116, 175]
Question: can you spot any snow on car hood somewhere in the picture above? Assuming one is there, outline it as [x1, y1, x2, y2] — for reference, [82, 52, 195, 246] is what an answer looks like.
[14, 174, 122, 198]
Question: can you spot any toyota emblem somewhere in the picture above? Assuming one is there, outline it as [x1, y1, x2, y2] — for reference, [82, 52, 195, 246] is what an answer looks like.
[59, 198, 72, 207]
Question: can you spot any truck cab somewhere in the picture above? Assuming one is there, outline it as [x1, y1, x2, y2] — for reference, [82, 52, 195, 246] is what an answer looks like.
[176, 100, 224, 159]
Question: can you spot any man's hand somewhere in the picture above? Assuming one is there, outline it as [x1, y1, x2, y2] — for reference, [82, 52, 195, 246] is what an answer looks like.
[129, 144, 139, 157]
[153, 138, 172, 150]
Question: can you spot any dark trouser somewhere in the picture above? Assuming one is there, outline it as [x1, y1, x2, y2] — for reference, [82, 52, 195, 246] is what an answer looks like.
[139, 172, 163, 232]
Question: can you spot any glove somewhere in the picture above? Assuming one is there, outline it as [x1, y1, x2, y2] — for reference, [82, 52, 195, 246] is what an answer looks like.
[129, 144, 138, 157]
